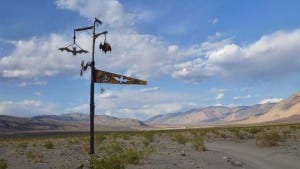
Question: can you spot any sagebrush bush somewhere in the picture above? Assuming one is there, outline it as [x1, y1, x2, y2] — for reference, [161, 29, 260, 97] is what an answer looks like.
[141, 132, 154, 142]
[0, 159, 7, 169]
[192, 137, 206, 151]
[17, 142, 28, 149]
[90, 155, 125, 169]
[44, 140, 54, 149]
[174, 133, 188, 144]
[122, 148, 140, 164]
[247, 127, 263, 135]
[256, 131, 281, 147]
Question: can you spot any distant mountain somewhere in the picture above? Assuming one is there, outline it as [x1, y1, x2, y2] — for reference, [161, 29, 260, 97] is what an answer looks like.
[146, 103, 275, 125]
[242, 92, 300, 123]
[0, 113, 146, 135]
[2, 92, 300, 134]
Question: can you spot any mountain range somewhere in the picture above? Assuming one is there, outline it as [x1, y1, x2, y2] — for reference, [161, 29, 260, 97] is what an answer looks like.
[147, 92, 300, 125]
[0, 113, 146, 135]
[1, 92, 300, 134]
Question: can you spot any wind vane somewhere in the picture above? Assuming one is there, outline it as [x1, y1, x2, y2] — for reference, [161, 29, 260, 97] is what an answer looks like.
[59, 18, 147, 155]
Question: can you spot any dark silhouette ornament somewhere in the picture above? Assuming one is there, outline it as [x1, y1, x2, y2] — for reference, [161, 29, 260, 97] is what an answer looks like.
[99, 35, 111, 53]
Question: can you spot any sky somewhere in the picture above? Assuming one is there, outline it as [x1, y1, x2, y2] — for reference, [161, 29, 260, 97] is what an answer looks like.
[1, 0, 300, 120]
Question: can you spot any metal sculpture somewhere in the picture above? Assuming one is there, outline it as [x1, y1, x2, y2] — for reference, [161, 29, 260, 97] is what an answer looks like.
[59, 18, 147, 155]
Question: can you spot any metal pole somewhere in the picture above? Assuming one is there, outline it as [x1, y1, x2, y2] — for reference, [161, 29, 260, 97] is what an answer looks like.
[89, 19, 97, 155]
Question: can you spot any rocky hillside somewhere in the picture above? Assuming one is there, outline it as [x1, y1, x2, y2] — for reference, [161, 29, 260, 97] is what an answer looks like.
[0, 113, 146, 134]
[243, 92, 300, 123]
[146, 103, 275, 125]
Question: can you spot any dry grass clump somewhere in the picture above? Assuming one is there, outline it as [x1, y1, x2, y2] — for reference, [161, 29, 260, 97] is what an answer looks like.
[246, 127, 263, 135]
[191, 136, 206, 152]
[44, 140, 54, 149]
[173, 133, 189, 144]
[26, 150, 43, 163]
[0, 159, 7, 169]
[17, 142, 28, 149]
[141, 132, 154, 142]
[91, 140, 147, 169]
[256, 131, 281, 147]
[228, 127, 246, 140]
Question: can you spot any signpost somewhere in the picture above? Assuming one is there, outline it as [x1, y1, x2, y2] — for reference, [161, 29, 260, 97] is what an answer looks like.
[59, 18, 147, 154]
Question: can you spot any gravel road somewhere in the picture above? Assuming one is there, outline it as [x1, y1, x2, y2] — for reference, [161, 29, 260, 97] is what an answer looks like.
[207, 140, 300, 169]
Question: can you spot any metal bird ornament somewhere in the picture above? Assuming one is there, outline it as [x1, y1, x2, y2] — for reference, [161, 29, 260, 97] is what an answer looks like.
[99, 35, 111, 53]
[59, 30, 88, 56]
[59, 46, 88, 56]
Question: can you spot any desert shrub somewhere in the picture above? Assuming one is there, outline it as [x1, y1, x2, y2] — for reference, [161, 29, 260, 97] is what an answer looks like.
[106, 142, 122, 155]
[95, 134, 106, 143]
[44, 140, 54, 149]
[26, 151, 43, 163]
[141, 132, 154, 142]
[17, 142, 28, 149]
[0, 159, 7, 169]
[282, 130, 291, 139]
[26, 151, 35, 159]
[68, 138, 80, 145]
[122, 148, 140, 164]
[120, 133, 131, 140]
[192, 136, 206, 151]
[229, 127, 244, 140]
[210, 129, 220, 136]
[174, 133, 188, 144]
[256, 132, 281, 147]
[90, 155, 125, 169]
[219, 132, 227, 138]
[143, 140, 150, 147]
[247, 127, 263, 135]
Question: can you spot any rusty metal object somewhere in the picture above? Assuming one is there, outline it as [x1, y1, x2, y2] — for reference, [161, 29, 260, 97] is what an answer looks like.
[94, 69, 147, 85]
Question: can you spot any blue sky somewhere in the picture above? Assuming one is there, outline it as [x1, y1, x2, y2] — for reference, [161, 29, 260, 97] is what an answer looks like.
[1, 0, 300, 120]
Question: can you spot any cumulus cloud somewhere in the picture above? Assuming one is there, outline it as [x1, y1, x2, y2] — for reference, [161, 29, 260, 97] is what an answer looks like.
[259, 98, 283, 104]
[0, 34, 83, 79]
[0, 0, 173, 80]
[0, 100, 56, 117]
[171, 29, 300, 82]
[56, 0, 139, 28]
[3, 0, 299, 84]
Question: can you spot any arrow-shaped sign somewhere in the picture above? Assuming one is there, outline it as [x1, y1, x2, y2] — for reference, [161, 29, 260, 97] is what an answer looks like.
[94, 69, 147, 85]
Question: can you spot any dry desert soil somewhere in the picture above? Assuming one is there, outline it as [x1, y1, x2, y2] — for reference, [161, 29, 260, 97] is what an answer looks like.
[0, 123, 299, 169]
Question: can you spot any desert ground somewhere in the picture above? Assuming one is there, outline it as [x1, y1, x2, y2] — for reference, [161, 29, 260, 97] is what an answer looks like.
[0, 123, 299, 169]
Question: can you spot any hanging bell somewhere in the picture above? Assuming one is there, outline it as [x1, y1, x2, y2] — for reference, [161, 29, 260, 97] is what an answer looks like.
[99, 41, 112, 54]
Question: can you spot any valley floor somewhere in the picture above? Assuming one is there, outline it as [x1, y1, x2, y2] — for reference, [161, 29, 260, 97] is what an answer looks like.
[0, 124, 299, 169]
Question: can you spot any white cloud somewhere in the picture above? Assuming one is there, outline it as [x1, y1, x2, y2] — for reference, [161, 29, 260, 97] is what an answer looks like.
[208, 17, 219, 25]
[0, 0, 173, 80]
[139, 87, 160, 93]
[210, 88, 225, 100]
[0, 34, 83, 79]
[0, 100, 56, 117]
[18, 80, 48, 87]
[259, 98, 283, 104]
[171, 29, 300, 82]
[64, 88, 198, 120]
[56, 0, 139, 28]
[233, 94, 251, 100]
[216, 93, 224, 100]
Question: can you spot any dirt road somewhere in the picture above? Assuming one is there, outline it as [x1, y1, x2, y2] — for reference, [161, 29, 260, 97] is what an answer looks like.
[207, 140, 300, 169]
